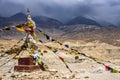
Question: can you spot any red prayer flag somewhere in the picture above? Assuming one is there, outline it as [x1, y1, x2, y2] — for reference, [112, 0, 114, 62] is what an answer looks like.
[59, 56, 64, 61]
[105, 66, 111, 71]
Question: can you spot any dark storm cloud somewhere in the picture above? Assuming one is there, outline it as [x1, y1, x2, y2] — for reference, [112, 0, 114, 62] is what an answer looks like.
[0, 0, 25, 16]
[0, 0, 120, 24]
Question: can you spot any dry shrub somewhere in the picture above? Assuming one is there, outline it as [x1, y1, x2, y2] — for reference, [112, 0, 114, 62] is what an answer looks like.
[0, 50, 4, 53]
[43, 50, 48, 53]
[41, 53, 43, 56]
[38, 49, 41, 52]
[75, 55, 79, 60]
[5, 47, 22, 55]
[0, 46, 4, 49]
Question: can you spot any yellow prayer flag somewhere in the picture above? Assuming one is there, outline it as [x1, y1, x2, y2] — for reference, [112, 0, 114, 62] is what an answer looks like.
[16, 28, 25, 32]
[64, 61, 67, 65]
[38, 59, 42, 64]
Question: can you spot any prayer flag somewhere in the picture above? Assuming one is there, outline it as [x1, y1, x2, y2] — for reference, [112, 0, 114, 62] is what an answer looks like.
[46, 35, 50, 40]
[65, 45, 69, 48]
[110, 68, 119, 73]
[105, 66, 111, 71]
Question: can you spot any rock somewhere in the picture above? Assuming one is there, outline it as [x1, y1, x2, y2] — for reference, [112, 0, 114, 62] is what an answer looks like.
[18, 75, 22, 78]
[50, 72, 56, 75]
[28, 75, 33, 79]
[75, 75, 80, 79]
[21, 73, 26, 76]
[62, 76, 66, 79]
[54, 75, 59, 79]
[43, 75, 50, 79]
[92, 67, 104, 73]
[3, 74, 6, 76]
[47, 69, 57, 72]
[68, 73, 75, 79]
[79, 70, 86, 73]
[10, 73, 16, 78]
[35, 76, 39, 79]
[84, 76, 89, 78]
[8, 71, 11, 73]
[62, 73, 75, 79]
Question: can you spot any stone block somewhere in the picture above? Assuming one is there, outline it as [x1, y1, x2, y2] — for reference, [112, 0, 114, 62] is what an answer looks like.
[14, 65, 41, 72]
[18, 57, 35, 65]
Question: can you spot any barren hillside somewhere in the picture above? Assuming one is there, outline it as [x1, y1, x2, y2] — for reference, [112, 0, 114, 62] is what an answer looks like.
[0, 39, 120, 80]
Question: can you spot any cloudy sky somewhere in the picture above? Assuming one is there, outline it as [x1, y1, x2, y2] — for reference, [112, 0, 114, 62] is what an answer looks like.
[0, 0, 120, 24]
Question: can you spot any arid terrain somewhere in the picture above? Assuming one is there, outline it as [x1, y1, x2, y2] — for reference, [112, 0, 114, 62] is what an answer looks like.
[0, 24, 120, 80]
[0, 39, 120, 80]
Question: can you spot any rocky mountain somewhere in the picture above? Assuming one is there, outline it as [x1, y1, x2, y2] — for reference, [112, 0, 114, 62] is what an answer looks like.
[0, 16, 10, 27]
[0, 13, 27, 27]
[66, 16, 101, 26]
[0, 12, 63, 28]
[32, 16, 63, 28]
[97, 20, 116, 27]
[10, 12, 27, 21]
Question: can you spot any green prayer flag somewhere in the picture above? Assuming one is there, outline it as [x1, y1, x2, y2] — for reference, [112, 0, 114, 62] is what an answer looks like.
[111, 68, 119, 73]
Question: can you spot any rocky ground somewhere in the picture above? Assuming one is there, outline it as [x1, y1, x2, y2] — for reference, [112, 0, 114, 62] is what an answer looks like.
[0, 39, 120, 80]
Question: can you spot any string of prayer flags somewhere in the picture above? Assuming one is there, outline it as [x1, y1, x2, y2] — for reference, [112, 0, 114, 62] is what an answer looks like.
[0, 47, 23, 67]
[3, 26, 11, 30]
[37, 28, 120, 73]
[80, 53, 89, 57]
[45, 45, 58, 53]
[58, 42, 63, 45]
[0, 26, 11, 31]
[1, 25, 119, 73]
[77, 50, 120, 73]
[0, 37, 24, 57]
[68, 49, 120, 73]
[37, 28, 42, 32]
[0, 24, 24, 32]
[35, 57, 48, 70]
[47, 46, 73, 73]
[38, 39, 73, 73]
[37, 28, 69, 47]
[58, 56, 72, 73]
[104, 65, 120, 73]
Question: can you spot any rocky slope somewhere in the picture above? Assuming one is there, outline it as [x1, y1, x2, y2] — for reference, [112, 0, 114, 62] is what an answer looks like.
[0, 40, 120, 80]
[59, 24, 120, 46]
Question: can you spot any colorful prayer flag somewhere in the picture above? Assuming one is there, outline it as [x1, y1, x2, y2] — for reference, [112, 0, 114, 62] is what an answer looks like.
[65, 45, 69, 48]
[105, 66, 111, 71]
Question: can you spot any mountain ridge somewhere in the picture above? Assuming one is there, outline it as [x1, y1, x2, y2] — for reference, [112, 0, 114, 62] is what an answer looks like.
[66, 16, 102, 27]
[0, 12, 117, 28]
[0, 12, 63, 28]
